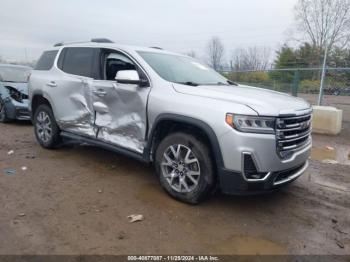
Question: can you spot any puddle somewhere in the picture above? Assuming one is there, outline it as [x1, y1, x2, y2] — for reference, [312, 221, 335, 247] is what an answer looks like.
[214, 236, 287, 255]
[311, 147, 350, 165]
[311, 148, 337, 161]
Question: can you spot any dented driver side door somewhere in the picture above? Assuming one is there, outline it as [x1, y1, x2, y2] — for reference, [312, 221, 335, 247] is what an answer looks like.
[91, 50, 151, 153]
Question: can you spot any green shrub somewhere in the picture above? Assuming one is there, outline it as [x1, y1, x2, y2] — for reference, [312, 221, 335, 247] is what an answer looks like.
[227, 71, 270, 85]
[300, 80, 320, 93]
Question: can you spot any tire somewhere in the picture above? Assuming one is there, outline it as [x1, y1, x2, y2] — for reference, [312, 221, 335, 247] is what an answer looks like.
[0, 98, 10, 123]
[33, 104, 61, 149]
[155, 132, 215, 204]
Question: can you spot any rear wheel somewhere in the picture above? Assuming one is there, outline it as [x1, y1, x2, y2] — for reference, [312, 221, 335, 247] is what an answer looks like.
[34, 104, 61, 148]
[0, 98, 10, 123]
[155, 132, 215, 204]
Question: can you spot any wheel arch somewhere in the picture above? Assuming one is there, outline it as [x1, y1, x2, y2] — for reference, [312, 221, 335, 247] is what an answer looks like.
[144, 114, 224, 171]
[31, 91, 53, 120]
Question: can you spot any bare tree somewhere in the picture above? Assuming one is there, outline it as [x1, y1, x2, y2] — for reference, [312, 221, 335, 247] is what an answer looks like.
[206, 36, 225, 70]
[295, 0, 350, 49]
[230, 46, 271, 71]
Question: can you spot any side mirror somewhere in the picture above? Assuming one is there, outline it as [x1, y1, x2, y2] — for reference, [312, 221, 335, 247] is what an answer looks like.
[115, 70, 148, 87]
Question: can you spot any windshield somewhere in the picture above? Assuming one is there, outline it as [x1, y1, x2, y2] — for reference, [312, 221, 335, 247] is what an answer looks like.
[138, 51, 230, 86]
[0, 66, 31, 83]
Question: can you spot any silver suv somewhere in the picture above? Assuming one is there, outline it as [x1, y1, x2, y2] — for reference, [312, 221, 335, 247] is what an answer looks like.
[29, 39, 312, 203]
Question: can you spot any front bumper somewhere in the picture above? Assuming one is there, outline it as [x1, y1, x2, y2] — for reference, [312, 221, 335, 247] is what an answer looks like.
[217, 126, 311, 194]
[219, 161, 309, 195]
[219, 128, 312, 172]
[4, 98, 30, 120]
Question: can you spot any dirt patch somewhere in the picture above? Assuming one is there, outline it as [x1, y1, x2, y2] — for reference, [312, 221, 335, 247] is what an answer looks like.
[213, 236, 287, 255]
[0, 121, 349, 255]
[137, 183, 188, 210]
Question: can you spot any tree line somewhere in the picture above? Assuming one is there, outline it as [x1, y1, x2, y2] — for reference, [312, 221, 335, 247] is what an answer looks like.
[200, 0, 350, 91]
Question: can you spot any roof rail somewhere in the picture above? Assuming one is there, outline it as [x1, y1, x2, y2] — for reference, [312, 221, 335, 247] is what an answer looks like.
[91, 38, 114, 43]
[54, 42, 64, 47]
[54, 38, 114, 47]
[150, 46, 163, 50]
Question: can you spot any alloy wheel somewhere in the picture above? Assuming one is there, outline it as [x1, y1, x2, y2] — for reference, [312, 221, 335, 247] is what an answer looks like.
[161, 144, 201, 193]
[0, 100, 6, 121]
[36, 111, 52, 143]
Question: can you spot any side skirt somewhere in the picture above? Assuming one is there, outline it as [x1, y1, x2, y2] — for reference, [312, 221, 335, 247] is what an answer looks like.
[60, 131, 149, 163]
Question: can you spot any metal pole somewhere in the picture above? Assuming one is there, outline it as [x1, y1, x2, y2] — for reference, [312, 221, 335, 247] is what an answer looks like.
[318, 44, 329, 106]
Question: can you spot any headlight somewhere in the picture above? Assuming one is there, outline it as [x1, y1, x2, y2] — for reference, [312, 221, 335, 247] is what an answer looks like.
[226, 114, 276, 134]
[4, 86, 26, 103]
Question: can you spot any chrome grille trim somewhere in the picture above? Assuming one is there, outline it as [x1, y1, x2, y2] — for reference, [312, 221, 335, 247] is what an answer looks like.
[276, 113, 312, 158]
[273, 161, 309, 186]
[278, 131, 311, 143]
[280, 129, 311, 140]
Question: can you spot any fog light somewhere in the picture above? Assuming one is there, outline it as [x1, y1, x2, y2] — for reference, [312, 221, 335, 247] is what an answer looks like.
[243, 154, 268, 180]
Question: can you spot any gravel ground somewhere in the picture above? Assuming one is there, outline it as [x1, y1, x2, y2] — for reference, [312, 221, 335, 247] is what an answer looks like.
[0, 104, 349, 255]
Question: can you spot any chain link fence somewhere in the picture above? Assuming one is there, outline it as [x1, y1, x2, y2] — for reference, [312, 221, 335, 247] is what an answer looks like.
[222, 68, 350, 124]
[223, 68, 350, 97]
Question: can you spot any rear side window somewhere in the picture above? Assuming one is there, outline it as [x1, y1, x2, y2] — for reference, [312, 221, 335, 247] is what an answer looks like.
[58, 47, 95, 78]
[35, 50, 58, 70]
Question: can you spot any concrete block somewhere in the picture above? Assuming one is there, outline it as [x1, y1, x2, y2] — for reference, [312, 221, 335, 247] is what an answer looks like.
[312, 106, 342, 135]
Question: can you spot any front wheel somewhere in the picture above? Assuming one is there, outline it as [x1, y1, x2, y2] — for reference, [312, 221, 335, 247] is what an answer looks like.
[33, 104, 61, 148]
[155, 132, 215, 204]
[0, 98, 10, 123]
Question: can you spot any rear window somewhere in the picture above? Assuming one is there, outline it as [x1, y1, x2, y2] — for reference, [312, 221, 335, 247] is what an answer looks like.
[58, 47, 95, 78]
[35, 50, 58, 70]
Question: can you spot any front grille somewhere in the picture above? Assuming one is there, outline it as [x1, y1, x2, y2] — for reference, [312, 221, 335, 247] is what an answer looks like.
[17, 109, 29, 116]
[276, 114, 312, 158]
[16, 108, 30, 120]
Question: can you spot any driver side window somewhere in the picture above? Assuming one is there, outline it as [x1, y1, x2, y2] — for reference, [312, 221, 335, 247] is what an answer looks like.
[103, 51, 136, 81]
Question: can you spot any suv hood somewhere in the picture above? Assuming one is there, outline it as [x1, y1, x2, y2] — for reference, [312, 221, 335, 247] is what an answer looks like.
[172, 83, 311, 116]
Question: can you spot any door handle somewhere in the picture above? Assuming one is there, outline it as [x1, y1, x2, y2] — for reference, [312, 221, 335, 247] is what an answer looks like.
[93, 102, 109, 113]
[46, 81, 57, 87]
[93, 90, 107, 97]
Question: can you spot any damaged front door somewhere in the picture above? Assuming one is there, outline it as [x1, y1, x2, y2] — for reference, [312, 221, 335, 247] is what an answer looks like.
[91, 50, 151, 153]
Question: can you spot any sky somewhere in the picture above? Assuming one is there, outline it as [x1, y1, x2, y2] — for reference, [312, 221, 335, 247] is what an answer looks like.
[0, 0, 298, 62]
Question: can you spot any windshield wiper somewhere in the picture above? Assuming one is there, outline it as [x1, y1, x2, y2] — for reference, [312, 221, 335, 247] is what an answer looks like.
[177, 81, 200, 86]
[216, 82, 230, 86]
[227, 80, 238, 86]
[205, 81, 238, 86]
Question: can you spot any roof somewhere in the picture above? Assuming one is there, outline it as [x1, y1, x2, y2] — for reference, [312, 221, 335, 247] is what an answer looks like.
[49, 41, 184, 56]
[0, 64, 32, 70]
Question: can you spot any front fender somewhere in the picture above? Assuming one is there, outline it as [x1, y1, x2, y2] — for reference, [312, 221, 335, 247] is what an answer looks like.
[144, 113, 225, 171]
